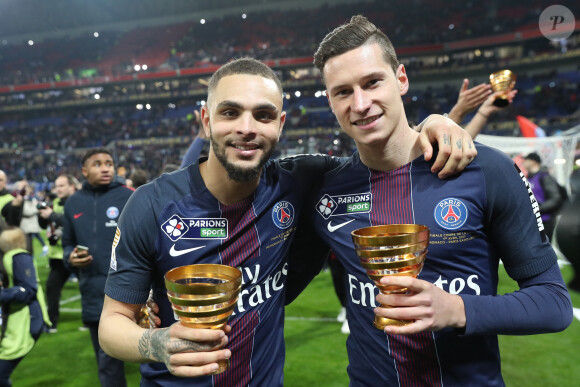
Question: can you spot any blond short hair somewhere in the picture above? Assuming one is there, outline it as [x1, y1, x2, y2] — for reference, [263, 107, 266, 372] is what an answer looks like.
[0, 227, 27, 253]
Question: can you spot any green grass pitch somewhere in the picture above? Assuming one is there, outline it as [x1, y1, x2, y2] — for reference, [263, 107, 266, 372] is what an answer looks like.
[10, 242, 579, 386]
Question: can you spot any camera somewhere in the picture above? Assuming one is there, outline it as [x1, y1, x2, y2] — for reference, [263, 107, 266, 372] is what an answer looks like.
[48, 234, 60, 245]
[37, 201, 51, 210]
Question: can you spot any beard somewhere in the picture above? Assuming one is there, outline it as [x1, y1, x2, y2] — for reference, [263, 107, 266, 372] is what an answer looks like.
[210, 131, 276, 182]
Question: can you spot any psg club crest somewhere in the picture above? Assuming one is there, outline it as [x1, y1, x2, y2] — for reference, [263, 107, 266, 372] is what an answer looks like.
[433, 198, 468, 230]
[161, 215, 190, 242]
[272, 201, 295, 229]
[106, 206, 120, 219]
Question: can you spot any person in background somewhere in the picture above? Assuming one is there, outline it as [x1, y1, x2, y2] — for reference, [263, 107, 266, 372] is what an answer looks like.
[127, 169, 148, 190]
[447, 78, 518, 138]
[556, 165, 580, 292]
[0, 226, 51, 387]
[62, 149, 133, 387]
[523, 152, 566, 241]
[37, 174, 78, 334]
[19, 183, 47, 256]
[447, 78, 492, 125]
[0, 171, 23, 227]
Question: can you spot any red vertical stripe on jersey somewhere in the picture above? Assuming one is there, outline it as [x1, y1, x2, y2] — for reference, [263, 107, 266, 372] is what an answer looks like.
[219, 197, 260, 267]
[215, 310, 260, 387]
[370, 166, 442, 387]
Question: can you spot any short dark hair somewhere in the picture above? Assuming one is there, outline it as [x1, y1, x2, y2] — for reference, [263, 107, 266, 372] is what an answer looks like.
[525, 152, 542, 164]
[313, 15, 399, 79]
[81, 148, 114, 166]
[129, 168, 148, 189]
[207, 57, 283, 101]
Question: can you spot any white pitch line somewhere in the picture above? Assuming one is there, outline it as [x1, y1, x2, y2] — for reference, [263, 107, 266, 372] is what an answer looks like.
[573, 308, 580, 323]
[59, 295, 81, 305]
[61, 308, 82, 313]
[285, 316, 339, 323]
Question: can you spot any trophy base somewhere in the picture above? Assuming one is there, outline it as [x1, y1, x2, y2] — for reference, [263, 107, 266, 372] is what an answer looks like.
[492, 98, 509, 107]
[211, 359, 230, 374]
[374, 316, 413, 329]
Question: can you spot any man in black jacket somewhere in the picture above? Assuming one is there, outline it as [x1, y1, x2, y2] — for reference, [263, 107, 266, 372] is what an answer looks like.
[38, 174, 78, 333]
[62, 149, 133, 387]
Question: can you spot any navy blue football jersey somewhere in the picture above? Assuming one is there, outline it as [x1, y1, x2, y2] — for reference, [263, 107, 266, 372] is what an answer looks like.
[105, 155, 341, 387]
[309, 144, 558, 386]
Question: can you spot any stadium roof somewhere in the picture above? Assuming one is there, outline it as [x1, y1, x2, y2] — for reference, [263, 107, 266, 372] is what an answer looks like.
[0, 0, 358, 41]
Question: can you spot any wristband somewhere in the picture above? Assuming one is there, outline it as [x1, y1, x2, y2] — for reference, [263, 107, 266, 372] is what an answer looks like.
[477, 111, 489, 119]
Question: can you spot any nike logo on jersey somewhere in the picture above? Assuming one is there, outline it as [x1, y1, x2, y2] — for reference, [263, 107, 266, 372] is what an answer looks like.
[327, 219, 354, 232]
[74, 213, 84, 219]
[169, 244, 205, 257]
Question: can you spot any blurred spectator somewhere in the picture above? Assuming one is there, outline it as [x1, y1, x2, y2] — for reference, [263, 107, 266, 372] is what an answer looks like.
[463, 88, 518, 138]
[555, 167, 580, 292]
[0, 226, 51, 386]
[19, 183, 47, 255]
[61, 148, 133, 387]
[0, 171, 24, 227]
[37, 174, 78, 333]
[127, 169, 148, 189]
[447, 79, 492, 125]
[523, 152, 566, 241]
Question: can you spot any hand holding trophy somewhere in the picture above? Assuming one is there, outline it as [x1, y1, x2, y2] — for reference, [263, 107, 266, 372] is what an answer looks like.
[165, 264, 242, 374]
[351, 224, 429, 329]
[489, 69, 516, 107]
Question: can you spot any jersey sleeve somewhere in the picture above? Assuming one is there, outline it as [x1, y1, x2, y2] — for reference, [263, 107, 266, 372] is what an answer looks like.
[460, 145, 572, 335]
[276, 154, 345, 186]
[284, 207, 330, 305]
[104, 184, 159, 305]
[278, 155, 341, 304]
[461, 263, 572, 335]
[181, 137, 208, 168]
[479, 146, 556, 279]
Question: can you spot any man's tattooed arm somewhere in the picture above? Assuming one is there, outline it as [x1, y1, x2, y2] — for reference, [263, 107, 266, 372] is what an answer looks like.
[138, 327, 223, 367]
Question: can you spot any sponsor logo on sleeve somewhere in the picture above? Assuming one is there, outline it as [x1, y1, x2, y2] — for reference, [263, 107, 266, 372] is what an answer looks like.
[316, 193, 372, 219]
[161, 215, 228, 241]
[272, 201, 295, 229]
[110, 228, 120, 271]
[434, 198, 468, 230]
[515, 164, 546, 235]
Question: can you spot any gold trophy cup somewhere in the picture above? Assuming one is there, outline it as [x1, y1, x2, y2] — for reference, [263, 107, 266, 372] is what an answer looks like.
[351, 224, 429, 329]
[489, 69, 516, 107]
[165, 264, 242, 374]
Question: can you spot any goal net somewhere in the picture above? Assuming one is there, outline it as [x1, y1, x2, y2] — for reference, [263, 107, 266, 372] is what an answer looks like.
[477, 128, 580, 189]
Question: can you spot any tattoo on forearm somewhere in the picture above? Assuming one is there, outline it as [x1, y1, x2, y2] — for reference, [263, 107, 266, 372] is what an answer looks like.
[138, 329, 154, 360]
[168, 339, 217, 353]
[456, 139, 462, 149]
[139, 328, 171, 363]
[443, 134, 450, 145]
[138, 327, 221, 364]
[469, 141, 473, 149]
